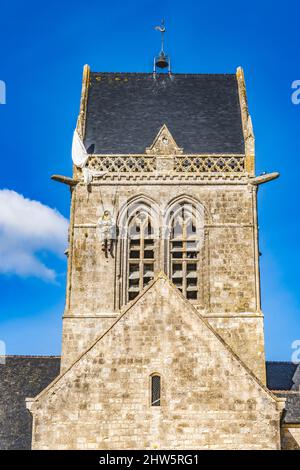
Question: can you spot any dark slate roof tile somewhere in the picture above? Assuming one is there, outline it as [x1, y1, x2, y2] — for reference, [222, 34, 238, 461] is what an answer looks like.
[84, 72, 245, 155]
[0, 356, 60, 450]
[266, 361, 300, 425]
[266, 361, 298, 391]
[273, 392, 300, 424]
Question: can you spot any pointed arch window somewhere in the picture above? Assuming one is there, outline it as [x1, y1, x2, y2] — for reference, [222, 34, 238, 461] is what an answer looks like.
[127, 210, 155, 302]
[168, 202, 202, 301]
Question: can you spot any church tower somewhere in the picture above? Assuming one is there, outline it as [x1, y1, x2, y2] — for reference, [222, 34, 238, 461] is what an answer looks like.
[58, 64, 274, 384]
[28, 60, 286, 450]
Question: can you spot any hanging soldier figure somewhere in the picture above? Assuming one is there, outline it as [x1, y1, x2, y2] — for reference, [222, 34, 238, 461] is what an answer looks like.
[97, 210, 116, 256]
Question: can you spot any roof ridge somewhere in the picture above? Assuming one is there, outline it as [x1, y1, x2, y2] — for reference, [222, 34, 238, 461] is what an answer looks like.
[266, 361, 297, 365]
[0, 355, 60, 358]
[90, 71, 236, 77]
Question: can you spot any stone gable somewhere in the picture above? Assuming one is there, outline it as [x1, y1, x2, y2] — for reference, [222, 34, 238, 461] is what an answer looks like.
[28, 275, 281, 450]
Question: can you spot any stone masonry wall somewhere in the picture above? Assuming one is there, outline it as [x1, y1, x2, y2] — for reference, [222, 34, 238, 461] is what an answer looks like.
[61, 317, 117, 372]
[31, 278, 280, 450]
[207, 316, 266, 383]
[61, 182, 264, 381]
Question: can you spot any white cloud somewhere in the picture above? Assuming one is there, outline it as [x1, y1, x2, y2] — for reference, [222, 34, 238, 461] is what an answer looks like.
[0, 190, 68, 282]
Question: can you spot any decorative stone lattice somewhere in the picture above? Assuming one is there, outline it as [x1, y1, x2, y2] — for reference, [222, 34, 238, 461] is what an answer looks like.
[87, 154, 245, 174]
[88, 155, 156, 173]
[174, 155, 245, 173]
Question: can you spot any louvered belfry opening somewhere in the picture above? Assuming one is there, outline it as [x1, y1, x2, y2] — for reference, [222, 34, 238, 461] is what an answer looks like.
[169, 204, 200, 300]
[151, 375, 161, 406]
[127, 210, 155, 301]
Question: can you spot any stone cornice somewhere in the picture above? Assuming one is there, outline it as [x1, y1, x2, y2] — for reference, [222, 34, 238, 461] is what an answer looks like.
[77, 174, 250, 184]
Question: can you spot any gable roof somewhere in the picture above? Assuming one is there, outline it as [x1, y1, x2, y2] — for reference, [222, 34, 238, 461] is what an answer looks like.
[0, 357, 299, 449]
[83, 72, 245, 155]
[0, 356, 60, 450]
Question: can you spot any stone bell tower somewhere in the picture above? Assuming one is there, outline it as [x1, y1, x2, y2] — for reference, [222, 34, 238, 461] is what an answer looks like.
[52, 64, 279, 384]
[25, 60, 288, 451]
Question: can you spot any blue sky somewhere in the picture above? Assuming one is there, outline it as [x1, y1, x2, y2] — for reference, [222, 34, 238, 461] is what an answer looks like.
[0, 0, 299, 360]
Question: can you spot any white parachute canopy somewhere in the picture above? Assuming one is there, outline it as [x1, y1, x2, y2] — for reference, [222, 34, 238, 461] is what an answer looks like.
[72, 129, 89, 168]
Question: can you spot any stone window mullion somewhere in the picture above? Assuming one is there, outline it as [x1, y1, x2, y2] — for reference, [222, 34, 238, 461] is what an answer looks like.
[139, 222, 145, 293]
[182, 220, 188, 297]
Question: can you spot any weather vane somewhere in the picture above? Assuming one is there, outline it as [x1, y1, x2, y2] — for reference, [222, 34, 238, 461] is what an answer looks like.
[155, 19, 166, 54]
[154, 19, 171, 74]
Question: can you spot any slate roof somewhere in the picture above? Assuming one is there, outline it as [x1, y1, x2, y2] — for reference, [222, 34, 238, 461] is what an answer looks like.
[0, 356, 60, 450]
[274, 391, 300, 425]
[266, 361, 300, 425]
[0, 357, 299, 449]
[84, 73, 245, 155]
[266, 361, 298, 391]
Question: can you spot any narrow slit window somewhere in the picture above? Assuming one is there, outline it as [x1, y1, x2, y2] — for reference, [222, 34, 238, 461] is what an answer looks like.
[151, 375, 161, 406]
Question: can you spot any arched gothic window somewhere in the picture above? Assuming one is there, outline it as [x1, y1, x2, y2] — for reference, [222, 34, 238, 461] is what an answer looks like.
[167, 202, 203, 301]
[127, 209, 156, 302]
